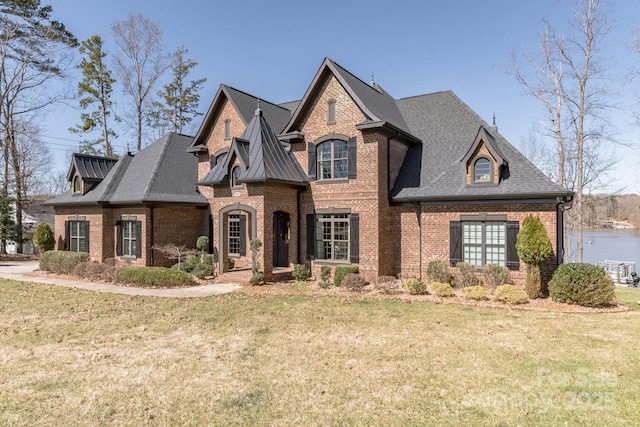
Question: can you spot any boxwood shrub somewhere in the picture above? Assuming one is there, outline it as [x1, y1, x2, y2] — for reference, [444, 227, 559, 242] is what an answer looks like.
[39, 250, 90, 274]
[462, 285, 489, 300]
[292, 264, 311, 281]
[430, 281, 454, 297]
[548, 263, 615, 307]
[113, 266, 197, 288]
[404, 278, 427, 295]
[334, 265, 359, 287]
[493, 284, 529, 305]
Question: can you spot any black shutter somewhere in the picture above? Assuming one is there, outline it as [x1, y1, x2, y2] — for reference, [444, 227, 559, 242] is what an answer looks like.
[115, 221, 123, 256]
[306, 213, 316, 260]
[64, 221, 70, 251]
[506, 221, 520, 270]
[239, 214, 247, 256]
[82, 221, 89, 253]
[135, 221, 142, 258]
[450, 221, 462, 266]
[307, 142, 316, 180]
[347, 137, 357, 179]
[350, 213, 359, 264]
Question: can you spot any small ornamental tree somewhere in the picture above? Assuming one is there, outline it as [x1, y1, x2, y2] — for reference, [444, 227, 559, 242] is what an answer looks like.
[196, 235, 208, 263]
[516, 215, 553, 299]
[250, 238, 262, 276]
[33, 223, 55, 253]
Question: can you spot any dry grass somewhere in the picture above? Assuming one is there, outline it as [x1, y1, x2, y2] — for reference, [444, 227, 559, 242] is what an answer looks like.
[1, 279, 640, 426]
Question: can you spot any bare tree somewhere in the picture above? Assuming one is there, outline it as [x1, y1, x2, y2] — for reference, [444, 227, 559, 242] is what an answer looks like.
[152, 243, 196, 269]
[0, 1, 77, 252]
[112, 13, 169, 151]
[511, 0, 616, 262]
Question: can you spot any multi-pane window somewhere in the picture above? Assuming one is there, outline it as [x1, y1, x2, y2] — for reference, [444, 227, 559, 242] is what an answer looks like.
[318, 140, 348, 180]
[122, 221, 138, 257]
[463, 221, 505, 266]
[69, 221, 87, 252]
[474, 158, 491, 182]
[228, 214, 241, 256]
[316, 214, 349, 261]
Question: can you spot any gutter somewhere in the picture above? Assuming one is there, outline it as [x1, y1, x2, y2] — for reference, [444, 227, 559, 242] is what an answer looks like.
[556, 195, 574, 265]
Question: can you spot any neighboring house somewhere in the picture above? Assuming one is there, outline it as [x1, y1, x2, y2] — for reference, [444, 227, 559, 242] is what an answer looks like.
[47, 58, 573, 283]
[6, 196, 55, 254]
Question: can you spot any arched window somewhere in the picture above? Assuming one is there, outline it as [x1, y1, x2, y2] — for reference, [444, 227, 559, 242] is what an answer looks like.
[73, 176, 81, 193]
[224, 119, 231, 139]
[231, 165, 242, 188]
[317, 139, 348, 180]
[474, 158, 491, 182]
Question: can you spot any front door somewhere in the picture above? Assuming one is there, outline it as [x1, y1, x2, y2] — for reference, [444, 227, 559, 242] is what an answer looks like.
[273, 211, 289, 267]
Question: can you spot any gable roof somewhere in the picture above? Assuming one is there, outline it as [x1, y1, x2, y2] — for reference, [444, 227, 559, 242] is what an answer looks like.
[200, 107, 307, 186]
[46, 133, 207, 206]
[391, 91, 572, 202]
[67, 153, 117, 181]
[461, 126, 507, 167]
[189, 84, 292, 153]
[281, 58, 419, 143]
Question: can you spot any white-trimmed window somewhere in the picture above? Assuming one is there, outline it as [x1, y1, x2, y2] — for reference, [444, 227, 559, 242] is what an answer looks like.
[122, 221, 138, 257]
[68, 221, 88, 252]
[316, 214, 350, 261]
[474, 157, 491, 182]
[317, 140, 348, 180]
[228, 214, 241, 256]
[463, 221, 505, 266]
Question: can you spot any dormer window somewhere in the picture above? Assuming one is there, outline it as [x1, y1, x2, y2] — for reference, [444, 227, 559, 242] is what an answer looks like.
[72, 176, 81, 193]
[474, 157, 492, 182]
[231, 165, 242, 188]
[224, 119, 231, 140]
[327, 99, 336, 124]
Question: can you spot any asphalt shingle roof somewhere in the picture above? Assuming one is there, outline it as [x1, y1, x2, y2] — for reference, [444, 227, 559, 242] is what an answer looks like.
[392, 91, 572, 201]
[47, 133, 207, 206]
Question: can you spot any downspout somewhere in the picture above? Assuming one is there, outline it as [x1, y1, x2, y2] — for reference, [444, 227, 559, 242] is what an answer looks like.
[149, 206, 155, 266]
[556, 195, 574, 265]
[296, 186, 305, 264]
[416, 202, 422, 281]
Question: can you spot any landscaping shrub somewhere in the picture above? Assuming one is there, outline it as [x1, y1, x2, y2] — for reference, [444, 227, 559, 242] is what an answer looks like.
[483, 264, 513, 289]
[196, 236, 209, 263]
[430, 282, 454, 297]
[318, 265, 332, 288]
[427, 259, 450, 283]
[404, 278, 427, 295]
[292, 264, 311, 281]
[341, 273, 369, 292]
[39, 250, 90, 274]
[249, 272, 265, 286]
[73, 262, 115, 282]
[375, 275, 400, 294]
[451, 262, 479, 288]
[548, 263, 615, 307]
[334, 265, 359, 287]
[191, 262, 214, 279]
[33, 223, 55, 253]
[228, 256, 235, 270]
[493, 284, 529, 305]
[113, 267, 196, 288]
[462, 285, 489, 300]
[516, 215, 554, 299]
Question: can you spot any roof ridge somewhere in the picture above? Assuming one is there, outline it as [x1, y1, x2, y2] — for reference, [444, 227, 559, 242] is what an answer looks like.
[141, 133, 172, 201]
[97, 154, 132, 201]
[223, 84, 290, 112]
[395, 90, 454, 102]
[328, 58, 388, 98]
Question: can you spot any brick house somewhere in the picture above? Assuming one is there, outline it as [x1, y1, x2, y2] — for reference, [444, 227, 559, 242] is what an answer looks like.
[47, 58, 573, 283]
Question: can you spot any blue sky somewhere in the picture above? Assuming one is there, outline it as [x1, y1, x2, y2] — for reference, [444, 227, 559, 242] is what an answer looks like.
[43, 0, 640, 193]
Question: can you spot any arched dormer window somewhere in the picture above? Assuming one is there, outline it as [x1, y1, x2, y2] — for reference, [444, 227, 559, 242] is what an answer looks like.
[231, 165, 242, 188]
[72, 176, 81, 193]
[327, 99, 336, 124]
[474, 157, 492, 182]
[318, 139, 348, 180]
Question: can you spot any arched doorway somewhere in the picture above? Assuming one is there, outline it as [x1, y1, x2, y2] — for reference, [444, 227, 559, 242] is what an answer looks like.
[273, 211, 290, 267]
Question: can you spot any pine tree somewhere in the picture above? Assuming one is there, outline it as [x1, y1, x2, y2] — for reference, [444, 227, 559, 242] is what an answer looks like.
[150, 46, 206, 134]
[69, 35, 117, 157]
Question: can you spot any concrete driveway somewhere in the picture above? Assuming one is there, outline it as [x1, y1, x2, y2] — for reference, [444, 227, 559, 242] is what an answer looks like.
[0, 260, 239, 298]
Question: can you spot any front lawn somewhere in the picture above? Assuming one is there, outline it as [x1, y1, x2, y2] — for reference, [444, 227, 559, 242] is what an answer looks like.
[1, 279, 639, 426]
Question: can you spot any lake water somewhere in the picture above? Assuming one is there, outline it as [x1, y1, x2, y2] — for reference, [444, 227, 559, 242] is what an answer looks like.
[572, 229, 640, 266]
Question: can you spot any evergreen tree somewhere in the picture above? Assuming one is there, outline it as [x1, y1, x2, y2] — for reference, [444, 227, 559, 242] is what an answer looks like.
[516, 215, 554, 299]
[150, 46, 206, 134]
[69, 35, 117, 157]
[0, 196, 15, 253]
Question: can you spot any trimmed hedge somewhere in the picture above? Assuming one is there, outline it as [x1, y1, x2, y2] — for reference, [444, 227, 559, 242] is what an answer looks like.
[430, 282, 454, 297]
[483, 264, 513, 289]
[334, 265, 359, 287]
[404, 278, 427, 295]
[493, 284, 529, 305]
[39, 250, 90, 274]
[462, 285, 489, 300]
[548, 263, 615, 307]
[342, 273, 369, 292]
[73, 262, 115, 282]
[113, 267, 197, 288]
[452, 262, 480, 288]
[426, 259, 450, 283]
[292, 264, 311, 281]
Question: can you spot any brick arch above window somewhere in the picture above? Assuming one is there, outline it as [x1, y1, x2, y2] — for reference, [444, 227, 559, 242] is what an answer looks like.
[217, 203, 257, 273]
[473, 156, 493, 183]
